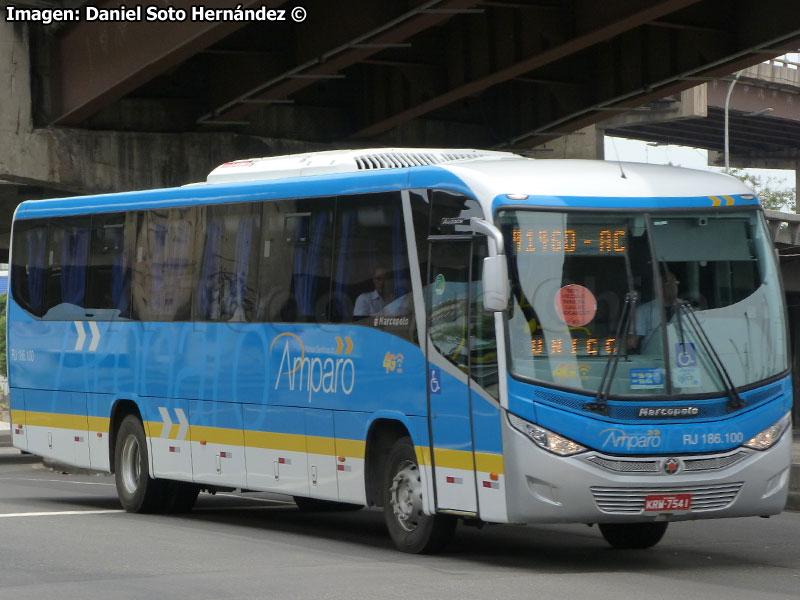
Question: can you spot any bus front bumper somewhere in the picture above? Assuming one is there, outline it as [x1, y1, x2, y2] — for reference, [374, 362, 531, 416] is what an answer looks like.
[501, 420, 792, 525]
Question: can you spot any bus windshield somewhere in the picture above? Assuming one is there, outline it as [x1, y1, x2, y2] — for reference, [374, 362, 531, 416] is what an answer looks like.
[497, 209, 787, 397]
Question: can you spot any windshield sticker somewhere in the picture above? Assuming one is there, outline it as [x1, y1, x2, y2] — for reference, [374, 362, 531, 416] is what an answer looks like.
[434, 273, 446, 296]
[673, 367, 701, 389]
[553, 363, 591, 382]
[675, 342, 697, 367]
[554, 284, 597, 326]
[630, 367, 665, 390]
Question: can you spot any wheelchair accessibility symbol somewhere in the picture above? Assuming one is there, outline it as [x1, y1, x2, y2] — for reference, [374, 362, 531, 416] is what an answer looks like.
[675, 343, 697, 367]
[430, 368, 441, 394]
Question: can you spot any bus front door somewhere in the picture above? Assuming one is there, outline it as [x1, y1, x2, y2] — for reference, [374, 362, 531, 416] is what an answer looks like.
[426, 238, 478, 514]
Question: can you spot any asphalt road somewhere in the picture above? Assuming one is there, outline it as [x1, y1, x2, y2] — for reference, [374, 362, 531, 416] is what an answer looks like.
[0, 452, 798, 600]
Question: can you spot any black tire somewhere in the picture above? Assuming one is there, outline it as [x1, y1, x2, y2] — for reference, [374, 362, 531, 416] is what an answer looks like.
[162, 481, 200, 513]
[114, 414, 166, 513]
[293, 496, 363, 512]
[383, 436, 456, 554]
[599, 521, 669, 549]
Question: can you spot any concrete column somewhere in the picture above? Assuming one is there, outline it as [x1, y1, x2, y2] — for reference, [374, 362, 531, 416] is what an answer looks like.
[0, 19, 329, 196]
[532, 124, 605, 160]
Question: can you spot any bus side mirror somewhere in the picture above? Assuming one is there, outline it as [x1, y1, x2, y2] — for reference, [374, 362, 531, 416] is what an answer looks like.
[482, 255, 508, 312]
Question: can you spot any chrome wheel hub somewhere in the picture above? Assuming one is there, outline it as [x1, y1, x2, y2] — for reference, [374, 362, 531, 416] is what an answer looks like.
[120, 435, 141, 495]
[390, 460, 423, 532]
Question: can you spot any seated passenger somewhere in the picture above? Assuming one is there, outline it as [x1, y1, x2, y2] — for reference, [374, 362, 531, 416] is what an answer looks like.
[354, 266, 390, 317]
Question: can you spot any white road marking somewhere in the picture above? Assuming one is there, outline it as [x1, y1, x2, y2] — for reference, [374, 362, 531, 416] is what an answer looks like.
[0, 510, 122, 518]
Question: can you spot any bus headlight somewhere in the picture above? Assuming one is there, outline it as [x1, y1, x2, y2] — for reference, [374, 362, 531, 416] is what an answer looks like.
[743, 412, 791, 451]
[507, 413, 587, 456]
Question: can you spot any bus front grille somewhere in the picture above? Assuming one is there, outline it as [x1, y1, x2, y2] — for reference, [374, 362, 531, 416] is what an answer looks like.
[590, 482, 743, 514]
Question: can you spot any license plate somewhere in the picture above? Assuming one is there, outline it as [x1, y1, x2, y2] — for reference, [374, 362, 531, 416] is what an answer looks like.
[644, 493, 692, 512]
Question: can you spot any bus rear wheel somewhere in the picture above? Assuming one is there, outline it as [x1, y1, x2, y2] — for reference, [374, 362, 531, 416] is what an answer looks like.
[599, 521, 668, 549]
[383, 436, 456, 554]
[114, 415, 166, 513]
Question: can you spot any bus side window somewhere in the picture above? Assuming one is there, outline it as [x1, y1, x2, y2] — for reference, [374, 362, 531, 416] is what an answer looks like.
[472, 239, 499, 398]
[330, 192, 410, 327]
[11, 220, 48, 317]
[86, 213, 132, 317]
[258, 198, 334, 324]
[39, 217, 91, 319]
[196, 202, 262, 322]
[131, 208, 201, 322]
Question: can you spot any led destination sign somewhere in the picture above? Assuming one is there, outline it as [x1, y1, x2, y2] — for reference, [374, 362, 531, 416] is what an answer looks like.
[512, 227, 627, 254]
[531, 337, 617, 356]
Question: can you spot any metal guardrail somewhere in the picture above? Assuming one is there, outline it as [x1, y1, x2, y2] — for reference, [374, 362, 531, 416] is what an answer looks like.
[763, 56, 800, 70]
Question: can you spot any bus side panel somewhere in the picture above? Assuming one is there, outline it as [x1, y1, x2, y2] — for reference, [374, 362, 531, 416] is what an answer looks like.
[23, 389, 90, 468]
[429, 366, 478, 513]
[86, 393, 114, 472]
[333, 411, 369, 505]
[471, 395, 508, 523]
[9, 387, 28, 452]
[304, 408, 339, 501]
[266, 325, 426, 416]
[243, 404, 309, 496]
[189, 399, 247, 489]
[173, 323, 270, 405]
[407, 415, 436, 515]
[141, 396, 193, 482]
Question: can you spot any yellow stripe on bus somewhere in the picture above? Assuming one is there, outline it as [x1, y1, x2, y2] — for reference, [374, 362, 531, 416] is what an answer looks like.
[336, 438, 366, 459]
[307, 435, 336, 456]
[87, 416, 111, 433]
[15, 409, 504, 473]
[475, 452, 505, 474]
[244, 430, 307, 453]
[23, 411, 87, 430]
[416, 446, 505, 475]
[145, 421, 165, 438]
[190, 425, 243, 446]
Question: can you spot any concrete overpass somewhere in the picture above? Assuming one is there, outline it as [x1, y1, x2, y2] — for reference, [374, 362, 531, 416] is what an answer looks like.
[2, 0, 800, 259]
[605, 55, 800, 193]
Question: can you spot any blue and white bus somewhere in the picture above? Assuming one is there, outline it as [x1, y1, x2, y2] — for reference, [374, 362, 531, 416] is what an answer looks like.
[7, 149, 793, 553]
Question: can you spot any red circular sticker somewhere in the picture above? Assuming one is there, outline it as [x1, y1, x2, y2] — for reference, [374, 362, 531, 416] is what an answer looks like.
[554, 285, 597, 327]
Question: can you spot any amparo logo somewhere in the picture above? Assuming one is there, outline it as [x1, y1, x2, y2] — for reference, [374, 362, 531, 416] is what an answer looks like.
[270, 333, 355, 402]
[599, 428, 662, 450]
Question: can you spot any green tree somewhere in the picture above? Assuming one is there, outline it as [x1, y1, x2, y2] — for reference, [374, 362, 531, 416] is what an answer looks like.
[728, 168, 797, 212]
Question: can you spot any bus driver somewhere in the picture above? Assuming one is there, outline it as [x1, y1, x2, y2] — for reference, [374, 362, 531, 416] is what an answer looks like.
[354, 266, 391, 317]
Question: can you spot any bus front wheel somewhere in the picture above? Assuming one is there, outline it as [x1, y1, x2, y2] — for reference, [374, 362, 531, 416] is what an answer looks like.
[383, 436, 456, 553]
[599, 521, 668, 549]
[114, 415, 165, 513]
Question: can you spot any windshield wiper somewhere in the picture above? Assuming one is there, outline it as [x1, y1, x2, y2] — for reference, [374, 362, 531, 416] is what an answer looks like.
[586, 291, 638, 415]
[676, 302, 745, 412]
